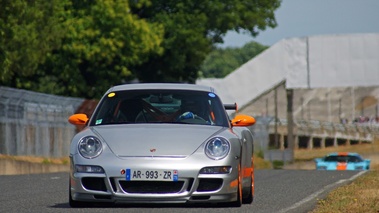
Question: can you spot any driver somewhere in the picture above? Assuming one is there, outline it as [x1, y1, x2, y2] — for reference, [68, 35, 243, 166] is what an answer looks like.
[178, 99, 208, 121]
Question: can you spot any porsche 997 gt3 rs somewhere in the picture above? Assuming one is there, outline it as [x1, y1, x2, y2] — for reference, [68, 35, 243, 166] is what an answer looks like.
[68, 83, 256, 207]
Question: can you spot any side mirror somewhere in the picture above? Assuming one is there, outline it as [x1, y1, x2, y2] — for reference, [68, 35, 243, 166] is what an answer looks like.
[68, 113, 89, 125]
[231, 114, 256, 127]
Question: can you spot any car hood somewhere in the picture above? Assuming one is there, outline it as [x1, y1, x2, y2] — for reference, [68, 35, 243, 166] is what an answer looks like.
[91, 124, 226, 157]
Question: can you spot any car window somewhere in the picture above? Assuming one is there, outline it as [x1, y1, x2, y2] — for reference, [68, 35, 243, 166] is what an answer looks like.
[89, 89, 229, 127]
[347, 156, 363, 163]
[324, 155, 363, 163]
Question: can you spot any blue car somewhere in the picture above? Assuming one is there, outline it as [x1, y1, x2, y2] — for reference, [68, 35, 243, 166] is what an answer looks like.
[315, 152, 370, 170]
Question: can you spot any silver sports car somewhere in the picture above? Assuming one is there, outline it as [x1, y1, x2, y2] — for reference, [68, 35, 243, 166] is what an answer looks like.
[68, 83, 256, 207]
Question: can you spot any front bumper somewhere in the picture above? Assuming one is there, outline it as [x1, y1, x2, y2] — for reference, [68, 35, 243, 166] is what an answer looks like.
[70, 155, 240, 204]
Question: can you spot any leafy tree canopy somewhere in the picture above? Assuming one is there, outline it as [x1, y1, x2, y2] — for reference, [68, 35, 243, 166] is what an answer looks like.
[0, 0, 281, 99]
[40, 0, 164, 98]
[129, 0, 281, 83]
[199, 41, 269, 78]
[0, 0, 69, 86]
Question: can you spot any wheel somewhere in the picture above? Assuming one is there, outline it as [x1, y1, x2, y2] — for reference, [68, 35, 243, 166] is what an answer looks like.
[69, 191, 86, 207]
[242, 160, 254, 204]
[69, 182, 91, 208]
[230, 164, 242, 207]
[69, 190, 87, 207]
[242, 175, 254, 204]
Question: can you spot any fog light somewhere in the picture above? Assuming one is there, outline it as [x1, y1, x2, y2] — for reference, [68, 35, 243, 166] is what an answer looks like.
[75, 165, 104, 173]
[200, 166, 231, 174]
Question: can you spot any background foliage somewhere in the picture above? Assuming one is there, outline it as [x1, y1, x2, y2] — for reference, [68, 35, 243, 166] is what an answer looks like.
[0, 0, 281, 99]
[199, 41, 268, 78]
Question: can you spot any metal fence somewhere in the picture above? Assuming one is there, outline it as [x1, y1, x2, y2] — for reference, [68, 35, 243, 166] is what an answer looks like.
[2, 84, 379, 158]
[241, 83, 379, 153]
[0, 86, 84, 157]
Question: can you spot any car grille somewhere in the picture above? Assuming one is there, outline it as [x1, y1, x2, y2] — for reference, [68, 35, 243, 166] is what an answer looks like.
[82, 177, 107, 192]
[119, 181, 185, 194]
[196, 178, 223, 192]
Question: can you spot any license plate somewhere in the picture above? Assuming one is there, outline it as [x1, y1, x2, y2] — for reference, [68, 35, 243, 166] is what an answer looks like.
[125, 169, 178, 181]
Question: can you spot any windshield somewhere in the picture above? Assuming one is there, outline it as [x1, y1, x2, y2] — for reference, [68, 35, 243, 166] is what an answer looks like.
[89, 89, 229, 127]
[324, 155, 363, 163]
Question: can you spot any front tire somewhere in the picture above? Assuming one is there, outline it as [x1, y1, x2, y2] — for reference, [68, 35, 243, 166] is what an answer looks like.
[242, 175, 254, 204]
[230, 164, 242, 207]
[69, 182, 91, 208]
[243, 160, 254, 204]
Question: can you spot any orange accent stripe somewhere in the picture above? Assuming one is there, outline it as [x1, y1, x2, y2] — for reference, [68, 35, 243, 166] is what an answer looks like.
[337, 163, 347, 170]
[243, 168, 253, 178]
[70, 178, 76, 186]
[113, 102, 121, 117]
[210, 111, 215, 121]
[338, 152, 348, 156]
[230, 179, 238, 188]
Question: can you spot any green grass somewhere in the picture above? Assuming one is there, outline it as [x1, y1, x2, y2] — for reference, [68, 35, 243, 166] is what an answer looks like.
[305, 141, 379, 213]
[310, 170, 379, 213]
[276, 140, 379, 213]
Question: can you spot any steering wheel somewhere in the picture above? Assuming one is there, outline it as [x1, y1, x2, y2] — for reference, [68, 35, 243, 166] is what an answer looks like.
[141, 100, 181, 122]
[177, 111, 207, 124]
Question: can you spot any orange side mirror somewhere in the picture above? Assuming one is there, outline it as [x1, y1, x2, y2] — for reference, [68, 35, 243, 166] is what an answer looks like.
[68, 113, 89, 125]
[231, 114, 256, 127]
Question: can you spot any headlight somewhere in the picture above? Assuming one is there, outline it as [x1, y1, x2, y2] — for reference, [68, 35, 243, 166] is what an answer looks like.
[75, 165, 104, 173]
[78, 136, 103, 159]
[205, 137, 230, 160]
[200, 166, 232, 174]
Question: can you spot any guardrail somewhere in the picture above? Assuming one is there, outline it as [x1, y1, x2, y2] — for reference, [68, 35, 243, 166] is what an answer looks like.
[267, 119, 379, 149]
[0, 86, 84, 157]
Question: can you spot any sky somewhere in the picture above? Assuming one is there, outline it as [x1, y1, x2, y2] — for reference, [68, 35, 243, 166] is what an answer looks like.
[221, 0, 379, 47]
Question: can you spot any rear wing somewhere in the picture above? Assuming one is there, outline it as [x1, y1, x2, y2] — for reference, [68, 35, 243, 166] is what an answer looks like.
[224, 103, 238, 111]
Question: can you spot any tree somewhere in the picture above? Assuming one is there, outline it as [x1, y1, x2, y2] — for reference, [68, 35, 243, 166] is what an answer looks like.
[0, 0, 164, 99]
[37, 0, 165, 98]
[0, 0, 69, 87]
[1, 0, 281, 99]
[199, 41, 269, 78]
[130, 0, 281, 83]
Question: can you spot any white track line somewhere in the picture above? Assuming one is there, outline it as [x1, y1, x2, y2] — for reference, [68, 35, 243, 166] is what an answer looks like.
[278, 171, 367, 213]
